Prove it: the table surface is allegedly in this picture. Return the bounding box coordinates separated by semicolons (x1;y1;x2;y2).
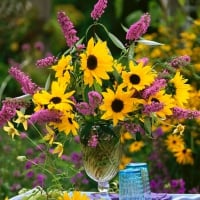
10;188;200;200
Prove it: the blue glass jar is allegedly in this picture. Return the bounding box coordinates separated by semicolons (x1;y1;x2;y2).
125;163;151;200
119;168;144;200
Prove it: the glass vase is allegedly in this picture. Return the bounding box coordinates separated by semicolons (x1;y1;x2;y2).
81;125;122;199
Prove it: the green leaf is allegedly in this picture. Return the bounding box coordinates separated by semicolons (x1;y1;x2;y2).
121;23;128;32
107;32;126;50
137;38;164;46
94;81;102;93
45;74;51;91
144;117;152;136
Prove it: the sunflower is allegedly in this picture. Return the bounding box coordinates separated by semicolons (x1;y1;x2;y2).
166;71;191;107
33;81;74;112
165;134;185;152
146;90;175;118
51;55;73;83
58;191;90;200
173;147;194;165
129;141;145;153
80;37;114;87
100;85;134;126
121;61;156;91
53;111;79;135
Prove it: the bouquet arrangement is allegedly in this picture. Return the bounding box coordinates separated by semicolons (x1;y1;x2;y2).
1;0;200;198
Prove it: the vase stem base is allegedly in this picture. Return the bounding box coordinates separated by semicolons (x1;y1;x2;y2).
98;181;109;193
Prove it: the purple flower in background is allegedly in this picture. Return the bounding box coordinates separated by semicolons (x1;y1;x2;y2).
142;79;167;99
20;132;28;139
188;187;200;194
0;103;16;127
35;144;45;151
9;66;40;95
88;91;102;109
124;122;144;135
70;152;82;168
25;160;33;169
74;135;80;143
26;170;34;178
29;109;62;124
33;173;47;187
91;0;108;20
170;179;186;193
34;41;45;51
25;148;34;156
153;127;164;138
82;178;89;184
172;107;200;119
169;55;191;68
57;11;79;48
137;57;149;66
126;13;151;41
13;170;21;178
75;102;94;115
143;102;164;115
36;56;57;68
10;183;21;192
21;43;31;52
61;154;70;161
70;171;89;186
0;99;28;127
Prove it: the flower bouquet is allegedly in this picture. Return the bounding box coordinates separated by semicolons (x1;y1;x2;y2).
1;0;200;198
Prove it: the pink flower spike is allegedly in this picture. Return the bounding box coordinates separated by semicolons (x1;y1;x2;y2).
126;13;151;41
57;11;79;48
91;0;108;20
9;66;40;95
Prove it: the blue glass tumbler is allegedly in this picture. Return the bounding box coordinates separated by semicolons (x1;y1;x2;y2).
126;163;151;200
119;168;144;200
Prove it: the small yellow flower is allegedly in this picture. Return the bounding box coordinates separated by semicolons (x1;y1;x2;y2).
14;110;30;130
129;141;145;153
58;191;90;200
3;121;20;139
120;155;132;170
173;147;194;165
43;125;55;145
52;142;64;157
121;132;133;143
165;134;184;152
172;124;185;135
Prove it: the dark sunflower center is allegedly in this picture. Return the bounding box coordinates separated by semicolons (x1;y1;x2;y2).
172;140;176;144
182;149;186;154
166;82;176;95
151;98;160;103
130;74;140;84
50;97;61;104
68;117;73;124
111;98;124;113
87;55;98;70
62;69;66;76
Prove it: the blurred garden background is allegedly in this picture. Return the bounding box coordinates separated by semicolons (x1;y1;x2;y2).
1;0;200;199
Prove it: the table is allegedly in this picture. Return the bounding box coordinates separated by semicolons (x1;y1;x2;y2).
10;187;200;200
